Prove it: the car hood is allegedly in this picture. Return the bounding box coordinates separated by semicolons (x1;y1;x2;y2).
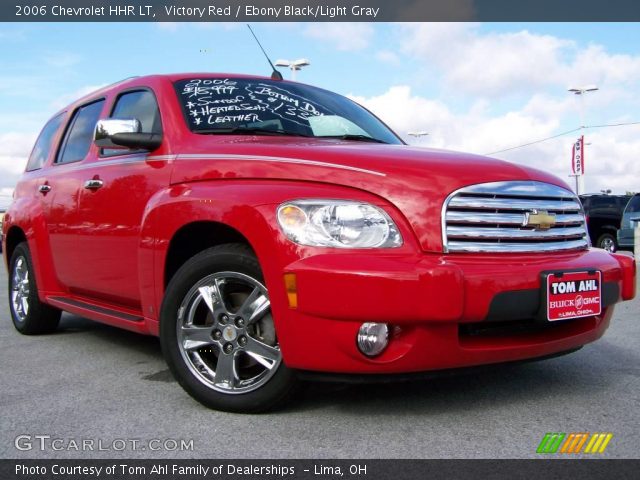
168;137;571;252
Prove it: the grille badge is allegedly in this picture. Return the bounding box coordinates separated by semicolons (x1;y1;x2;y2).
524;210;556;230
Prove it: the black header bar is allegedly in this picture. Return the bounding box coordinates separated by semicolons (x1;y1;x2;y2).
2;459;640;480
4;0;640;22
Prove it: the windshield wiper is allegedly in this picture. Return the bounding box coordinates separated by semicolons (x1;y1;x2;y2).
195;127;311;137
320;134;388;144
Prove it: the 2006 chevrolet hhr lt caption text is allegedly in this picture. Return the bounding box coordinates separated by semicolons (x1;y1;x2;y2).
3;74;636;412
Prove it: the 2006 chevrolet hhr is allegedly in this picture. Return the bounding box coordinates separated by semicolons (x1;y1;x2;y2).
3;74;636;412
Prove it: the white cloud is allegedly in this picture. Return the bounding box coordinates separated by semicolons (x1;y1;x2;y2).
304;23;374;51
397;23;640;101
354;24;640;194
0;187;14;209
0;132;35;190
569;45;640;88
349;86;454;146
350;85;640;194
50;84;107;110
399;23;574;96
0;83;106;192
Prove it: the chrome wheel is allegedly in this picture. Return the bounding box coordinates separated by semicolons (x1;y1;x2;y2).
600;237;616;253
176;271;281;394
11;256;30;323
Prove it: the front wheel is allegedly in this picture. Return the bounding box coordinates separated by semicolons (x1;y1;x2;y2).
160;244;296;413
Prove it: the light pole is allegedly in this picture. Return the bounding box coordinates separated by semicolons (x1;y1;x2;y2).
274;59;310;81
568;85;598;194
568;174;580;194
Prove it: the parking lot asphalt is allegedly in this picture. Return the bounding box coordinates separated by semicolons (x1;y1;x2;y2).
0;262;638;459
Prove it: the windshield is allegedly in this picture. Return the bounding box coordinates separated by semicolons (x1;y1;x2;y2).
174;77;402;144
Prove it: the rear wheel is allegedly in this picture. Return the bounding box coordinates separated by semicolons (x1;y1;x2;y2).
160;244;296;412
8;242;61;334
596;233;617;253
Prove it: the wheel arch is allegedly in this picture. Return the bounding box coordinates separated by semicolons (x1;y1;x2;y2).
164;221;254;288
4;225;27;269
598;225;619;233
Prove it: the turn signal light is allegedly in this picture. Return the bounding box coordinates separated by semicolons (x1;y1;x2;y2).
284;273;298;309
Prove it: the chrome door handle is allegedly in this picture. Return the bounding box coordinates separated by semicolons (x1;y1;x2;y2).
38;184;51;193
84;179;104;190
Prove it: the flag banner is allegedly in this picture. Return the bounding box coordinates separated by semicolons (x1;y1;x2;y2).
572;136;585;175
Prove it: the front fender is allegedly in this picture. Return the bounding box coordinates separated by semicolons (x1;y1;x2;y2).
139;180;420;352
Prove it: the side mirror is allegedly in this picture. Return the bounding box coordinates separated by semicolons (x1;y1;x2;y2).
94;118;162;151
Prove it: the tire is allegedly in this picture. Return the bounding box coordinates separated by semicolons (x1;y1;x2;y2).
8;242;61;335
160;243;297;413
596;233;617;253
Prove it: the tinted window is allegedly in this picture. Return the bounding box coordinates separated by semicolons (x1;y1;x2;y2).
626;195;640;213
174;77;402;144
103;90;161;156
111;90;161;133
56;100;105;164
26;113;65;171
591;197;617;209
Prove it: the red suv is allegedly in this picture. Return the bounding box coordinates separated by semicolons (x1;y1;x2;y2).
3;74;636;412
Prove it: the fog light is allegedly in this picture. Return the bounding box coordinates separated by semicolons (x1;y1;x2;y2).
357;322;389;357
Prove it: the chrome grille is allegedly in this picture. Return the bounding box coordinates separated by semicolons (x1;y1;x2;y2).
442;181;588;253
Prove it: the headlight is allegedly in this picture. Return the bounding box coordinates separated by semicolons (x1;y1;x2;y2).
277;200;402;248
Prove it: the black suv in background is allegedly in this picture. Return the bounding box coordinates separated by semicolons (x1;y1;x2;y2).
579;194;632;252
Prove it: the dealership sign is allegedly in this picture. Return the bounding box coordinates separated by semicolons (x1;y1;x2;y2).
571;135;585;175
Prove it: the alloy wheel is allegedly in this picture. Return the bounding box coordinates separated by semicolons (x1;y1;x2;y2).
176;271;281;394
11;256;30;323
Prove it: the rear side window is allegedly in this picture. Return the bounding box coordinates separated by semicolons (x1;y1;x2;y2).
626;195;640;213
26;113;65;171
102;90;161;156
56;100;105;164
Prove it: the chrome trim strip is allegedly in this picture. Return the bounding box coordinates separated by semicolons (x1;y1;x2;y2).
173;154;386;177
146;154;177;160
58;155;148;172
448;197;581;212
446;238;589;253
47;152;385;177
451;180;576;198
446;226;586;240
445;211;584;226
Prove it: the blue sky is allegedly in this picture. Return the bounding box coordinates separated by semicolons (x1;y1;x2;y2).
1;22;639;207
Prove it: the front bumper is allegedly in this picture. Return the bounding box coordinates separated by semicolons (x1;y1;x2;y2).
276;248;635;373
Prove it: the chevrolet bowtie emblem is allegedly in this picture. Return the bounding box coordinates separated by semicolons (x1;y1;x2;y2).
524;210;556;230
